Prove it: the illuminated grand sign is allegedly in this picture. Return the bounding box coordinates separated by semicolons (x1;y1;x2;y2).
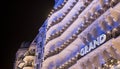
80;34;106;56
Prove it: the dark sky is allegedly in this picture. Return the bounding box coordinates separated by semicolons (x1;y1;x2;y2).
3;0;54;69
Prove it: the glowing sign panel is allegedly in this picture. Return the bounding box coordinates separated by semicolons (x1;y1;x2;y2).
80;34;106;56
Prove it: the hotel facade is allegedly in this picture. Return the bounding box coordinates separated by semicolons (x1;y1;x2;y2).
14;0;120;69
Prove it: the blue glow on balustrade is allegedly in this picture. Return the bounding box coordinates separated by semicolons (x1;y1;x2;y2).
96;25;105;35
50;26;62;35
52;13;63;21
96;5;102;12
54;0;64;9
113;21;119;28
99;54;106;64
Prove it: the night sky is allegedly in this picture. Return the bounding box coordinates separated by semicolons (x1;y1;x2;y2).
3;0;54;69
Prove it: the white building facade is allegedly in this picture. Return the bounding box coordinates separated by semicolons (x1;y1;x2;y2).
14;0;120;69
